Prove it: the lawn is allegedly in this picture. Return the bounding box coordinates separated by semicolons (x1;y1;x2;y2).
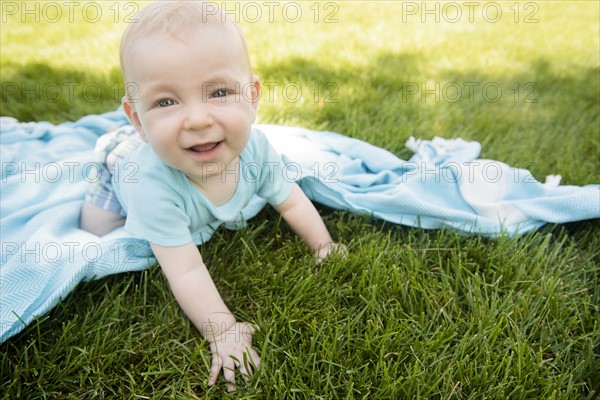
1;1;599;399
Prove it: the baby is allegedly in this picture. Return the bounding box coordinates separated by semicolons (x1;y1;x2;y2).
80;0;342;392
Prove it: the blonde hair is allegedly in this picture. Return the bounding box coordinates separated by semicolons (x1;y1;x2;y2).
120;1;251;81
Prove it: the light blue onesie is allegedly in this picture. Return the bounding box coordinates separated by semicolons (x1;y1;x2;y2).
91;127;295;247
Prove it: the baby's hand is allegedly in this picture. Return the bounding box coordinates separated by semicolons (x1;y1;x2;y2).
207;322;260;392
315;242;348;264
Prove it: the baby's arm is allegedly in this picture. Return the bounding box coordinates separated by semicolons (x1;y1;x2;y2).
274;184;344;262
151;242;260;391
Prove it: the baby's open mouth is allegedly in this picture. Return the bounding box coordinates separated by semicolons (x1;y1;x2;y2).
189;142;221;152
185;141;224;161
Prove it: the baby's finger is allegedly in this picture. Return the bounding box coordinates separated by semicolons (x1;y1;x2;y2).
248;347;261;371
223;359;237;392
238;355;251;381
337;243;349;258
208;355;222;386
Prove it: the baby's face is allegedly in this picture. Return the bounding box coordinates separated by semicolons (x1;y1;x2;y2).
122;23;259;182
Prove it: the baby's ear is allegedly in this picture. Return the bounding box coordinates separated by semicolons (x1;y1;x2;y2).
249;75;261;113
122;98;148;142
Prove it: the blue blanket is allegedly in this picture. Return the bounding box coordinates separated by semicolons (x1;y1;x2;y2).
1;109;598;342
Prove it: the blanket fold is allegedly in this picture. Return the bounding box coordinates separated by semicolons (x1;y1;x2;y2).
1;109;598;342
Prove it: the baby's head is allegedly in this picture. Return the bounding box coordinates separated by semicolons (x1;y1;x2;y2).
120;0;253;99
119;1;253;81
119;0;261;181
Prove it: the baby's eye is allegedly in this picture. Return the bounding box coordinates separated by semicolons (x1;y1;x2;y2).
157;99;175;107
211;89;228;98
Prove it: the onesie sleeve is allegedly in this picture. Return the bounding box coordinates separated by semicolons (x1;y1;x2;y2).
123;184;193;246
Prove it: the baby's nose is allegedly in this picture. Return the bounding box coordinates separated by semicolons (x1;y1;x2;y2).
183;102;213;130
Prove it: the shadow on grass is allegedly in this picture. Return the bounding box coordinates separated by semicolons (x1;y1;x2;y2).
257;53;598;132
2;53;598;145
256;52;599;183
1;62;124;123
1;52;597;188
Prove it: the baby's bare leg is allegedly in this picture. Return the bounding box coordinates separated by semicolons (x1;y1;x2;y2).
80;201;125;236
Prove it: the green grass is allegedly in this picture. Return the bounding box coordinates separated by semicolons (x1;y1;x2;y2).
1;1;599;399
